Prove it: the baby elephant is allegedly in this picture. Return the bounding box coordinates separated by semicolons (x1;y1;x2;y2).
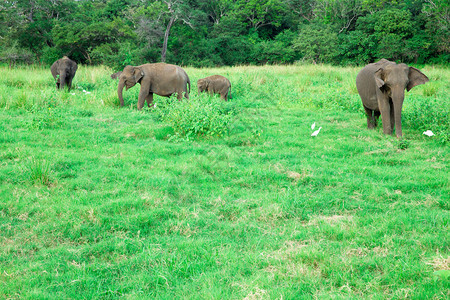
50;56;78;91
197;75;232;101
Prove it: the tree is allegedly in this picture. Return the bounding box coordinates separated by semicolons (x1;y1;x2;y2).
293;22;339;64
235;0;286;30
160;0;194;62
312;0;364;33
423;0;449;56
198;0;234;25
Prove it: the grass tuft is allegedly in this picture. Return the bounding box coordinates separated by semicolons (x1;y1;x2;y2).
26;157;52;186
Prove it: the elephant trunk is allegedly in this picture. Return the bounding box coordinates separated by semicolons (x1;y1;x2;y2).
392;87;405;138
118;79;125;107
59;73;66;90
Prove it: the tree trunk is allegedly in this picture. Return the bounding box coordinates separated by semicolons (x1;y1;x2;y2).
161;16;175;63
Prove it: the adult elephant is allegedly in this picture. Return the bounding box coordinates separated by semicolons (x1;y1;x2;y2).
197;75;232;101
118;63;190;110
356;59;429;138
50;56;78;91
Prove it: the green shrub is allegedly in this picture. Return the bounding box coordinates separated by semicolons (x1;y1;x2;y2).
154;95;233;141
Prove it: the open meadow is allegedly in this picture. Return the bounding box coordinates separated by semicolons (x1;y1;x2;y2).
0;64;448;299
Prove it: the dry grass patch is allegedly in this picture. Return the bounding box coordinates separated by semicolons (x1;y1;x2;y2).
306;214;354;227
427;255;450;271
265;240;310;261
272;163;311;183
345;246;389;258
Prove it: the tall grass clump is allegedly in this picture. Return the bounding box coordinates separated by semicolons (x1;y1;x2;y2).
402;66;449;143
25;157;52;186
403;98;449;130
154;95;233;141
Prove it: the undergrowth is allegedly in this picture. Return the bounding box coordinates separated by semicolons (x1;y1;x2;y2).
153;95;234;141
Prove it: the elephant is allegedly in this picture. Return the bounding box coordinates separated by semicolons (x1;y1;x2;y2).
356;59;429;138
111;71;122;79
197;75;232;101
118;63;190;110
50;56;78;91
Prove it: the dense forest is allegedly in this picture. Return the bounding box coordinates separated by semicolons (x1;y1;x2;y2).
0;0;448;68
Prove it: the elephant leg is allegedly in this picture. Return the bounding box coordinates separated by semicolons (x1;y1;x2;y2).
221;91;228;101
378;96;393;135
380;111;393;135
137;82;150;110
177;91;183;101
207;87;214;97
145;93;154;107
389;101;395;133
374;111;380;128
363;106;376;129
67;78;73;91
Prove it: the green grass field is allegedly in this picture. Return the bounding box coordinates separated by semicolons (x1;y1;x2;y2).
0;64;448;299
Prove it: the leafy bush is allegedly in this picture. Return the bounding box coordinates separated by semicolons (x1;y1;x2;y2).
154;95;233;141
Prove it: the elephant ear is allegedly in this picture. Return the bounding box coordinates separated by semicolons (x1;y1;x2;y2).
374;68;385;89
407;67;429;91
50;60;59;75
133;67;144;83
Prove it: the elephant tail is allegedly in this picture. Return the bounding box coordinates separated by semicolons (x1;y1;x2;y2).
187;77;191;94
228;85;232;99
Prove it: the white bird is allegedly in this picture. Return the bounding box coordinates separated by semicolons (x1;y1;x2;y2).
423;130;434;136
311;127;322;137
311;122;316;130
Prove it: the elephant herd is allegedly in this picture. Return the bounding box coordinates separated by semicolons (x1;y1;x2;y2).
51;57;429;138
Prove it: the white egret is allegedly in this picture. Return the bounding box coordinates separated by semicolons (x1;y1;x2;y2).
311;127;322;137
423;130;434;136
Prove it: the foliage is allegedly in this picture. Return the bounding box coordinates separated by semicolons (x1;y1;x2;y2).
154;95;233;140
0;0;448;67
293;22;339;64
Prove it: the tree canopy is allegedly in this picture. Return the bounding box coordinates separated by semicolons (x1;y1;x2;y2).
0;0;448;68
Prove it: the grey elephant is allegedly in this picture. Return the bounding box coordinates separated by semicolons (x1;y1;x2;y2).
356;59;429;138
118;63;190;110
50;56;78;91
111;71;122;79
197;75;232;101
